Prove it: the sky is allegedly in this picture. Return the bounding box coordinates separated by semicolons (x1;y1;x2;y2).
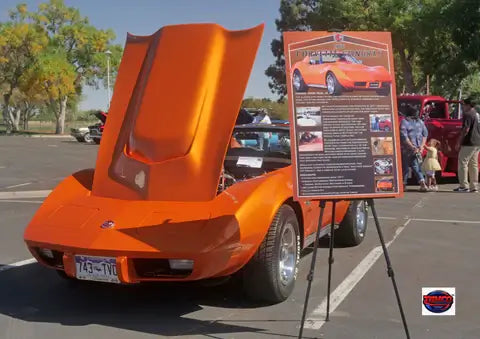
0;0;282;111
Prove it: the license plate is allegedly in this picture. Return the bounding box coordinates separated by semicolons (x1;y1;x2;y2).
75;255;120;283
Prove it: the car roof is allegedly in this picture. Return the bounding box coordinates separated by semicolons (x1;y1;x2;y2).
398;95;446;102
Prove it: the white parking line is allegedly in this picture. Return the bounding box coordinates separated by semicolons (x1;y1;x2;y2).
304;218;412;330
0;199;43;204
411;218;480;224
0;190;51;199
0;258;37;273
5;182;32;189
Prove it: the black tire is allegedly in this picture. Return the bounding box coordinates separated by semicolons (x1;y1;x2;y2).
242;204;300;303
75;137;84;142
292;69;308;92
84;133;93;143
326;72;343;95
335;200;368;247
93;138;101;144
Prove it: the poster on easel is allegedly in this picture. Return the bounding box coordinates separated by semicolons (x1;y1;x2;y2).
283;31;403;201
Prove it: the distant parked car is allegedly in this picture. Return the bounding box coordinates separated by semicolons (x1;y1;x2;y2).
71;111;107;144
70;126;93;143
88;111;107;144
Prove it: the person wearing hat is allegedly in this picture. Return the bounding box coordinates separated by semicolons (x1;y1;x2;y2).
454;97;480;192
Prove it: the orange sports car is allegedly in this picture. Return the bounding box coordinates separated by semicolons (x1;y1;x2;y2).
376;178;394;191
23;23;368;303
291;52;392;96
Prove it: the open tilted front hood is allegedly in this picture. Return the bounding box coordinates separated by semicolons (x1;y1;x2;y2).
91;23;264;201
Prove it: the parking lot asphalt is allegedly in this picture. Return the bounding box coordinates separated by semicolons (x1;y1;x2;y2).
1;135;479;339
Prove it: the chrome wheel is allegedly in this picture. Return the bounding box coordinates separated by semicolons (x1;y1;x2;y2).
326;74;335;94
279;223;297;286
356;201;367;237
293;72;301;91
84;133;93;143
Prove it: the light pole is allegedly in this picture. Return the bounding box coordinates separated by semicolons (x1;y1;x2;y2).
105;49;112;110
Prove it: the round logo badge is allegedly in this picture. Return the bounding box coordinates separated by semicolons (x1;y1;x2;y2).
423;290;454;313
100;220;115;229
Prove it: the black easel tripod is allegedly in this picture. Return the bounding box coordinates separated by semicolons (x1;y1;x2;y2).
298;199;410;339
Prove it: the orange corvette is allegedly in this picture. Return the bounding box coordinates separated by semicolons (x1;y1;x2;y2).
376;178;394;191
291;52;392;96
23;23;368;303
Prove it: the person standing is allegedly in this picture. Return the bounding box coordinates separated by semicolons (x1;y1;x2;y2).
454;97;480;192
400;104;428;191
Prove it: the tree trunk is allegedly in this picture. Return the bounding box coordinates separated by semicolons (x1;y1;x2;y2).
12;108;21;132
2;93;12;133
55;96;68;134
398;48;415;93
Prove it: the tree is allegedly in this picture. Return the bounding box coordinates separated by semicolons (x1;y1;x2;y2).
0;3;47;132
267;0;480;100
22;48;76;133
242;97;289;120
33;0;122;133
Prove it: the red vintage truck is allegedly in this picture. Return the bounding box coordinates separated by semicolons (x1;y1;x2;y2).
397;94;480;179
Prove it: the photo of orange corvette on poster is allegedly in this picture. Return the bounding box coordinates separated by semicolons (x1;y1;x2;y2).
284;31;403;200
291;51;392;96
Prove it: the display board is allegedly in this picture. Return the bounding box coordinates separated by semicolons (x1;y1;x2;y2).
283;31;403;200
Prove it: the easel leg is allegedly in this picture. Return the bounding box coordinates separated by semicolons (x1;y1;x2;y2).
325;200;336;321
298;200;326;339
367;199;411;339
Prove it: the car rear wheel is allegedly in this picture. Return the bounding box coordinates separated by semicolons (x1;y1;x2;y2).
335;200;368;246
242;204;300;303
292;69;308;92
326;72;342;95
93;138;101;144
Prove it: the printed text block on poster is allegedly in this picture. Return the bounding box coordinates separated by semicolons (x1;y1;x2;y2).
283;31;403;200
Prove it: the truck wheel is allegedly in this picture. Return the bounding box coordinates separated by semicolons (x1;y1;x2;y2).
335;200;368;247
326;72;342;95
242;204;300;303
292;69;308;92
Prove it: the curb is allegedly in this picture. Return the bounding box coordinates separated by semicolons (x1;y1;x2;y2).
28;135;75;139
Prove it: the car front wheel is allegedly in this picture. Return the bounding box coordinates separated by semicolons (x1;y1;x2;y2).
326;72;342;95
242;204;300;303
335;200;368;246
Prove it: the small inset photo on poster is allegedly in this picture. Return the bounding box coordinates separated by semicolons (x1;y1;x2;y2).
296;106;322;127
371;137;393;156
375;176;395;192
298;131;324;152
370;114;392;132
374;158;393;175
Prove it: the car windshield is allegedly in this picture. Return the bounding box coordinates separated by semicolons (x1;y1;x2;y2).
229;128;291;157
322;53;361;64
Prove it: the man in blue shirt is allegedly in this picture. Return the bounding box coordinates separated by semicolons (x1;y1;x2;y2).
400;105;428;191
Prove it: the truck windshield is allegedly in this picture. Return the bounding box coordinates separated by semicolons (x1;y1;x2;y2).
398;99;421;116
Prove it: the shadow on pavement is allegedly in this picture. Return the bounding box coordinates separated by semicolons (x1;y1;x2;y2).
0;263;268;337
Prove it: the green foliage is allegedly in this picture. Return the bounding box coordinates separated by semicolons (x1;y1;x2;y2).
0;0;123;133
242;97;289;120
267;0;480;100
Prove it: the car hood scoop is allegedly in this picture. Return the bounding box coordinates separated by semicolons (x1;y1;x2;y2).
91;23;264;201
